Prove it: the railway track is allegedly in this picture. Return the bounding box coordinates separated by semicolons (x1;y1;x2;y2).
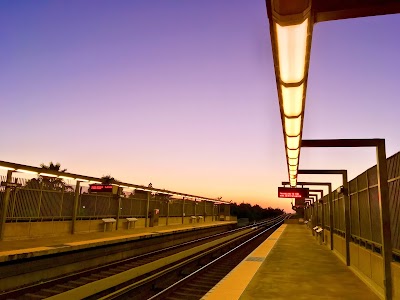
0;217;285;300
96;215;287;300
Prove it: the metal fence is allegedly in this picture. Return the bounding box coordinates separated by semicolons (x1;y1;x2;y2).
0;176;219;222
319;151;400;253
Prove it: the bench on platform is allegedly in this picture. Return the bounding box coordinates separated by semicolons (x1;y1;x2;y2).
197;216;204;222
126;217;138;229
190;216;197;223
102;218;116;232
313;226;324;244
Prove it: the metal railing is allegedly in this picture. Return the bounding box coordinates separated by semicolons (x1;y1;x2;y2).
318;151;400;255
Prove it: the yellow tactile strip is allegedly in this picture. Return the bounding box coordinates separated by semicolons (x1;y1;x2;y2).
202;224;287;300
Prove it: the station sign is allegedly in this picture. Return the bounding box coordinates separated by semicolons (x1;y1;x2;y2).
278;187;309;198
89;184;113;193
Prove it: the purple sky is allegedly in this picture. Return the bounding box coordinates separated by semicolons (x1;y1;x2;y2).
1;1;399;212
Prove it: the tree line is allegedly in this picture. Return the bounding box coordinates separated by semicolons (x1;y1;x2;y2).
230;203;284;221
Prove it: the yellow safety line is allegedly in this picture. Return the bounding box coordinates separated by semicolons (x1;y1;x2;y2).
202;224;287;300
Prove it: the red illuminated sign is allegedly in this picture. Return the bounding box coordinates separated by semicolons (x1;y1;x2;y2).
89;184;113;193
278;187;309;198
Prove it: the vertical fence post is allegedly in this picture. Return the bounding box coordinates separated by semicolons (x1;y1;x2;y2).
343;171;351;266
356;177;361;239
71;181;81;234
116;187;122;230
0;170;13;240
312;199;316;228
37;181;44;219
328;184;333;251
145;192;150;228
365;171;374;242
321;197;325;242
166;200;170;226
376;140;392;300
204;201;207;222
60;186;65;218
182;198;185;224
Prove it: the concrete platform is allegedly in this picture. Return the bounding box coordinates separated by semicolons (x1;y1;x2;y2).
0;221;235;263
203;224;380;300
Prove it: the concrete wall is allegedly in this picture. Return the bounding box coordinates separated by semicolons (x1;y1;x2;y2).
3;215;232;240
4;221;72;239
393;261;400;300
349;242;384;295
333;234;346;260
327;234;400;300
324;229;331;248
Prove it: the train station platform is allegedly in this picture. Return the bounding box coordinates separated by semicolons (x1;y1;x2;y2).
203;224;380;300
0;221;236;263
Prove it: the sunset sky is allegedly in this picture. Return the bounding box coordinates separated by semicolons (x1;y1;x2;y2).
1;1;399;212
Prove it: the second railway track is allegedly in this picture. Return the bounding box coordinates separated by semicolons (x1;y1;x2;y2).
1;215;287;300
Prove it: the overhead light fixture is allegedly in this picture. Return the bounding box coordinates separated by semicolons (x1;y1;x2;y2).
270;0;313;187
16;169;38;174
75;178;89;182
284;116;302;137
281;84;304;117
286;135;300;150
288;157;298;166
0;166;15;171
287;148;299;159
89;180;102;184
39;173;57;177
276;19;309;84
59;175;75;180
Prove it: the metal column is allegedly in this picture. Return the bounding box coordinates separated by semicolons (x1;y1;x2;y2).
71;181;81;234
0;170;13;240
343;172;351;266
145;192;150;228
377;140;392;300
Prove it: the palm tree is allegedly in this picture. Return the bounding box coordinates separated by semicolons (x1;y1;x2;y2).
100;175;115;184
39;162;68;190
